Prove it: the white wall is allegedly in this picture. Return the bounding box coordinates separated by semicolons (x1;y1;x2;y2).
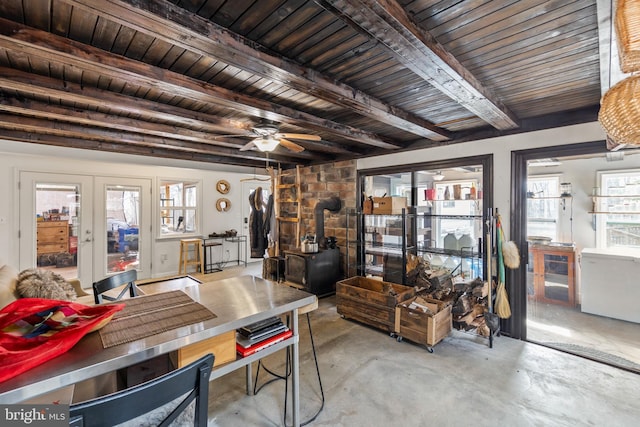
357;122;608;238
0;140;268;278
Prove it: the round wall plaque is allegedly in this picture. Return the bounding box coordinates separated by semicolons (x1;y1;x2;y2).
216;179;230;194
216;198;231;212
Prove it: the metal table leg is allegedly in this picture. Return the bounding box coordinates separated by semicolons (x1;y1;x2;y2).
292;308;299;427
245;363;253;396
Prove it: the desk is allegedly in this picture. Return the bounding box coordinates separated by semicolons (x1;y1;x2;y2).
0;276;316;427
203;235;247;273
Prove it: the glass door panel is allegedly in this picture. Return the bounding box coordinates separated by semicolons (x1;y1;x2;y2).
105;185;141;274
542;253;570;303
95;177;151;279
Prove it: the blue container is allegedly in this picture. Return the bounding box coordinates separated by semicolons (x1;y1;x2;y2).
118;227;139;252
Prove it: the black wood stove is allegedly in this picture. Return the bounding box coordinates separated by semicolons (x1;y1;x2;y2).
284;196;341;296
284;248;340;296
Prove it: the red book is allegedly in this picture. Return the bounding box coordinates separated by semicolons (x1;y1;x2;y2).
236;329;293;357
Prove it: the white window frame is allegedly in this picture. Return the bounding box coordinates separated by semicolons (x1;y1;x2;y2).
158;179;202;239
526;175;560;241
596;169;640;249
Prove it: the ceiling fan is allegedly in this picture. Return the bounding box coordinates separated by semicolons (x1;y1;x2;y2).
234;122;321;153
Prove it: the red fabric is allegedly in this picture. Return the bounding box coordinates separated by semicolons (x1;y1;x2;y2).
0;298;124;383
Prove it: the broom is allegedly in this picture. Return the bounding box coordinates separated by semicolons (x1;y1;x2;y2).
495;282;511;319
495;216;512;319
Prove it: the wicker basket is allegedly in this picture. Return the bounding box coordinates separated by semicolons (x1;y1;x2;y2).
616;0;640;73
599;75;640;146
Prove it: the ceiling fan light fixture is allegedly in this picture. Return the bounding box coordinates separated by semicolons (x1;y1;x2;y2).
253;136;280;152
433;171;445;181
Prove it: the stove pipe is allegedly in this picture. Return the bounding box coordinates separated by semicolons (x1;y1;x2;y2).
314;196;341;248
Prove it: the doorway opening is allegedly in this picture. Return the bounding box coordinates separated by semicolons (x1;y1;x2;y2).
513;142;640;373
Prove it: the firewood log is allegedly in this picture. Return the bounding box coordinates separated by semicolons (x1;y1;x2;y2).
477;323;491;337
472;281;489;298
457;304;485;326
452;294;472;315
428;270;452;289
406;253;420;273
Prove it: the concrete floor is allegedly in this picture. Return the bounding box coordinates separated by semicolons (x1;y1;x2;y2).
201;264;640;427
527;300;640;371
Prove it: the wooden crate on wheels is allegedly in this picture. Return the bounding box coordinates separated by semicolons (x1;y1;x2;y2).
395;296;452;352
336;276;415;333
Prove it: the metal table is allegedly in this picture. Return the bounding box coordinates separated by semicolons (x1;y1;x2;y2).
0;275;316;427
203;235;248;273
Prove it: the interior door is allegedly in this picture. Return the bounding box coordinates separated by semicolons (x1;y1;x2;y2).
94;177;152;279
19;172;94;288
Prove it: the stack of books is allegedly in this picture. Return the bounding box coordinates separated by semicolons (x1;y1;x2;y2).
236;316;292;357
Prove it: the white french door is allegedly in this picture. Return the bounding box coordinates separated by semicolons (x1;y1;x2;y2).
19;173;152;288
94;177;152;279
19;172;94;288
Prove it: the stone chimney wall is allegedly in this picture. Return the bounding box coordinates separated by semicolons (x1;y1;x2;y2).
278;159;356;279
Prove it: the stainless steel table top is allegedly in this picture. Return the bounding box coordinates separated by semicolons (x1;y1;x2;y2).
0;275;316;403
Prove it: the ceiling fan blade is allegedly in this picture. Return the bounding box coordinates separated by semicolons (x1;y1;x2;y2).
280;133;321;141
279;138;305;153
239;141;256;151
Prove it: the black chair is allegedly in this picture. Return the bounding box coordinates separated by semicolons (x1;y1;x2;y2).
92;269;139;304
69;353;214;427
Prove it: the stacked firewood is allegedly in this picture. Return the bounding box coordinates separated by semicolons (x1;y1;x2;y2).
405;255;492;336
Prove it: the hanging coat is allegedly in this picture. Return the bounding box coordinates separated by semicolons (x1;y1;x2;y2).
249;189;267;258
263;194;275;243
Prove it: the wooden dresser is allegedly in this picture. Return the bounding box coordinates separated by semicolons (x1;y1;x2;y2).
37;220;69;255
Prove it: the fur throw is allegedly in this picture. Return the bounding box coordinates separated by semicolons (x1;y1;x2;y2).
16;269;77;301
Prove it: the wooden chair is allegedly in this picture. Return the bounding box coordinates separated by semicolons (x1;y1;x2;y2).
69;353;214;427
92;269;139;304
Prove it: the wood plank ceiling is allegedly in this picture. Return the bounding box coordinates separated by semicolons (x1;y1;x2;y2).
0;0;602;169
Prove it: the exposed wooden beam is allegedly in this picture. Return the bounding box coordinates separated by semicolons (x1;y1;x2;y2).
318;0;520;130
0;17;401;150
0;69;249;136
0;130;278;168
0;112;314;163
63;0;450;141
0;95;344;157
411;106;600;150
0;96;243;149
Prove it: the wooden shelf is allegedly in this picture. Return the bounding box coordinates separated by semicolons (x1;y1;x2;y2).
591;195;640;198
277;217;299;223
274;165;302;255
588;211;640;214
527;196;572;199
